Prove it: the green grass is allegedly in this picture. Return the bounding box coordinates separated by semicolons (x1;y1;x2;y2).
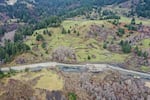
141;39;150;48
24;20;128;63
76;39;128;62
120;16;150;26
11;69;63;91
68;93;77;100
136;38;150;50
103;4;150;26
140;66;150;72
62;20;113;30
35;69;63;90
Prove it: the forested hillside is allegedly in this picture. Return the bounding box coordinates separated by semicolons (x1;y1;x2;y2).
136;0;150;18
0;0;149;23
0;0;128;23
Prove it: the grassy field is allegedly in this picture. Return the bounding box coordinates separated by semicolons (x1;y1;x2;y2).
35;69;63;90
120;16;150;26
11;69;63;91
141;39;150;49
103;4;150;26
140;66;150;72
0;69;63;99
24;20;128;64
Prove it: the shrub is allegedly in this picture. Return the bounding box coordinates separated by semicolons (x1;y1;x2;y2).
103;42;107;49
68;93;77;100
77;32;80;36
88;55;91;60
62;28;67;34
42;42;47;49
120;41;131;53
25;68;29;72
0;71;5;79
68;29;71;34
36;34;44;41
117;28;125;37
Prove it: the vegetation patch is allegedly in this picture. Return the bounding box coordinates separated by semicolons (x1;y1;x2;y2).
120;16;150;26
10;69;63;91
140;66;150;72
141;39;150;49
35;69;63;90
68;92;77;100
23;20;128;64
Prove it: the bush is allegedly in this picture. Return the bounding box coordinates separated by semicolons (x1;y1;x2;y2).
77;32;80;36
36;34;44;41
103;42;107;49
120;41;131;53
117;28;125;37
88;55;91;60
62;28;67;34
68;29;71;34
128;25;137;31
134;46;148;59
48;31;52;36
42;42;47;49
131;18;135;25
25;68;29;72
74;30;76;33
112;19;119;25
68;93;77;100
0;71;5;79
143;51;148;58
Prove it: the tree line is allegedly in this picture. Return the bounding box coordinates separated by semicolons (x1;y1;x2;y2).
136;0;150;18
0;41;30;63
0;16;61;63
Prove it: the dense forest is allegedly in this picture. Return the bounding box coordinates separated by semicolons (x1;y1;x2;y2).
0;0;127;23
136;0;150;18
0;0;149;23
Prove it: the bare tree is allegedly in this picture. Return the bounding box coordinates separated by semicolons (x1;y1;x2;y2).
52;46;77;63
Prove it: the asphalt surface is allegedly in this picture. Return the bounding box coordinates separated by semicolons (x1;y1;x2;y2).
1;62;150;79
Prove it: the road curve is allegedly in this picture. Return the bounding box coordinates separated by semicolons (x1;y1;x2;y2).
0;62;150;79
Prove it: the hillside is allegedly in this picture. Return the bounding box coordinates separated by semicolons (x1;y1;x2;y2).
0;0;150;100
2;17;147;73
1;66;150;100
0;0;149;71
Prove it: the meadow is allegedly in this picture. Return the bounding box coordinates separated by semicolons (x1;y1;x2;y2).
24;20;128;63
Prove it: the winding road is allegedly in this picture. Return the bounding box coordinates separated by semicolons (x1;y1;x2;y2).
1;62;150;79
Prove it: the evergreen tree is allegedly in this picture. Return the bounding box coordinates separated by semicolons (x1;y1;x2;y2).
36;34;44;41
131;18;136;25
103;42;107;49
120;41;131;53
62;28;67;34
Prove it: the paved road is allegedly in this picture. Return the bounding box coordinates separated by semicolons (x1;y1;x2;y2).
1;62;150;79
0;62;57;72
